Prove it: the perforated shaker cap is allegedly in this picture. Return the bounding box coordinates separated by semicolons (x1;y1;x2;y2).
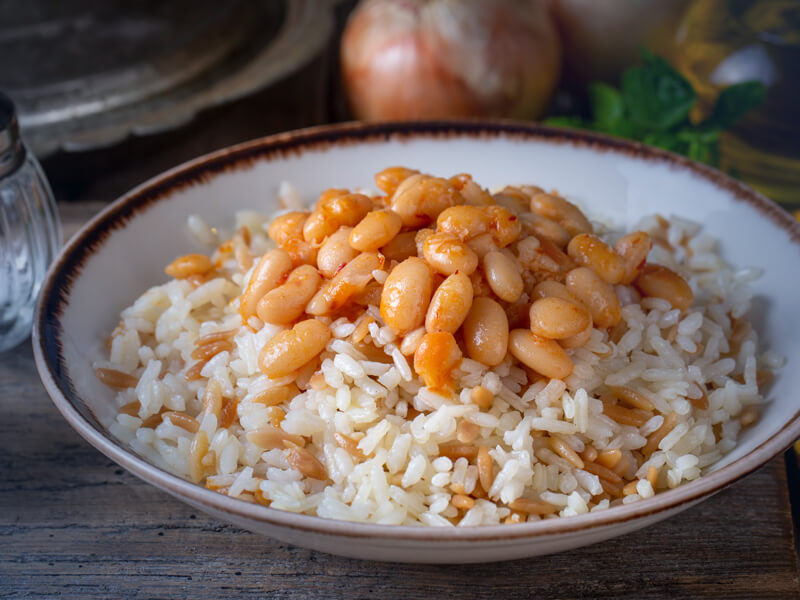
0;92;25;178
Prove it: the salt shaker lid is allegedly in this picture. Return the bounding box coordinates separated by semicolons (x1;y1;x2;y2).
0;92;25;179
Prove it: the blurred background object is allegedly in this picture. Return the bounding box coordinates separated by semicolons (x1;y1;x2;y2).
548;0;691;86
544;49;766;169
340;0;562;120
1;0;796;208
0;0;333;158
668;0;800;207
0;92;61;352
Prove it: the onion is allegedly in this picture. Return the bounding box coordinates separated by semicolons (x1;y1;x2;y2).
340;0;562;121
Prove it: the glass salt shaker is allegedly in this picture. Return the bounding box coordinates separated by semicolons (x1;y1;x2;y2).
0;91;62;352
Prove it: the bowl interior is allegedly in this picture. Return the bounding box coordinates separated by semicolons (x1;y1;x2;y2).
38;123;800;530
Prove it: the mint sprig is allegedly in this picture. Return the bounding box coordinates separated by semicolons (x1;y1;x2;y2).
546;49;766;167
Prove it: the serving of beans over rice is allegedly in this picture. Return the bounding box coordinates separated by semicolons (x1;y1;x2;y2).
99;168;779;526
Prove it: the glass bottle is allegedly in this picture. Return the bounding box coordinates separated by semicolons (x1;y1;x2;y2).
669;0;800;207
0;92;62;352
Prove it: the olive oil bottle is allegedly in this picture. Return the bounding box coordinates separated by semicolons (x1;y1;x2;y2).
669;0;800;207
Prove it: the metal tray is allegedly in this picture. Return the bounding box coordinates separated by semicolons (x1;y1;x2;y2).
0;0;333;156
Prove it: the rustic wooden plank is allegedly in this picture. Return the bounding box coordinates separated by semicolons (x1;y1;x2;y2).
1;340;798;600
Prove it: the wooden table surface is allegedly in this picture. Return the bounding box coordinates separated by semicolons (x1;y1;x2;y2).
4;10;800;595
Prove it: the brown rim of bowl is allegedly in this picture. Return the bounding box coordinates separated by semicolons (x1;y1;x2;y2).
33;119;800;542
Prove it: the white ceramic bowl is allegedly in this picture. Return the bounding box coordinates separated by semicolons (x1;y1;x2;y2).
33;121;800;563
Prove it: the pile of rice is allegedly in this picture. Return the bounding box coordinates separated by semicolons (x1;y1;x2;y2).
100;175;780;527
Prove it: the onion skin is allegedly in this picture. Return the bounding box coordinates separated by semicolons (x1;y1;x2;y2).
341;0;562;121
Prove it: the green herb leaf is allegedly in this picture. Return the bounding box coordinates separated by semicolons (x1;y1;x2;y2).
676;129;719;165
542;116;586;128
622;49;696;131
589;82;624;131
703;81;766;131
604;119;638;139
642;132;684;154
542;49;765;172
676;129;719;144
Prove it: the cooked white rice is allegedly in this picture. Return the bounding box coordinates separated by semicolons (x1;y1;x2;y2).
101;176;778;527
